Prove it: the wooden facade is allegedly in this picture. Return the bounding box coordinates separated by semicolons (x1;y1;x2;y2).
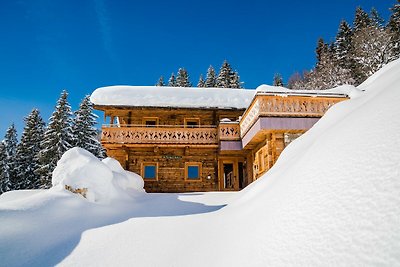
94;91;348;193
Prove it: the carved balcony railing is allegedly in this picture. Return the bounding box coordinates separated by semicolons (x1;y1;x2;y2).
240;94;347;136
101;125;219;145
218;123;241;141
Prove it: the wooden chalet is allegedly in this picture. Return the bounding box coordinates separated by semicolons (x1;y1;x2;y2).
91;85;349;193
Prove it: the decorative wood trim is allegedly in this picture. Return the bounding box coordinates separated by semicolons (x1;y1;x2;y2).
141;162;158;181
240;95;347;137
101;126;218;145
184;162;202;181
218;123;241;141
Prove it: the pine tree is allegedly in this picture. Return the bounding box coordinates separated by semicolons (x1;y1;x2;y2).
205;65;217;87
197;74;205;87
353;6;371;30
3;124;18;191
37;90;74;188
370;7;384;29
176;68;191;87
156;76;165;86
72;96;105;159
0;142;10;194
216;60;235;88
273;73;284;87
351;6;374;84
167;73;176;87
15;109;45;189
335;20;353;70
388;0;400;58
230;71;242;88
316;38;329;69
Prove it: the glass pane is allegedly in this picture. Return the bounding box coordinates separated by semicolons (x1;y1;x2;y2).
187;165;200;179
145;120;156;127
144;165;156;179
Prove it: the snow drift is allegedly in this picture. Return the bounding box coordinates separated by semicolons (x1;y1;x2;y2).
52;147;144;203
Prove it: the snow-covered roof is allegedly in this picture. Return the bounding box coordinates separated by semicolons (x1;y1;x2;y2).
90;86;256;109
255;84;356;98
90;85;356;110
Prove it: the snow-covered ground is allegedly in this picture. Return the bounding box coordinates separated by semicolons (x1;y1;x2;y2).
1;59;400;266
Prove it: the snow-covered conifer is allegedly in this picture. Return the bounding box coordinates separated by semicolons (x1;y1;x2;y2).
2;124;18;191
370;7;385;29
273;73;284;87
156;76;165;86
167;73;176;87
197;74;205;87
216;60;235;88
0;142;10;194
230;71;242;88
176;68;191;87
37;90;74;188
72;96;105;159
205;65;217;87
15;109;45;189
316;38;329;69
353;6;371;30
388;0;400;58
334;20;353;71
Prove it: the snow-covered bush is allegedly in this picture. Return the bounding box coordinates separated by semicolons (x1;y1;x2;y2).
52;147;144;203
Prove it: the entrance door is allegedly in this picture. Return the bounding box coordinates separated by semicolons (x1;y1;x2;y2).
223;163;234;190
219;158;246;191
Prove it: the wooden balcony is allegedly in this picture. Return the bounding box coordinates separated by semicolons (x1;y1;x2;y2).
240;94;347;137
218;123;241;141
101;125;219;145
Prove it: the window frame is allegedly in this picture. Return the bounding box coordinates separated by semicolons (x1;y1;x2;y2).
141;162;158;181
184;118;200;128
184;162;202;181
142;117;159;127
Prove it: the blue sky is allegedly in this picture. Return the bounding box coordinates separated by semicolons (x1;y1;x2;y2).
0;0;394;137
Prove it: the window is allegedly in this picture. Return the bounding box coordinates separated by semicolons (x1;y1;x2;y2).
184;118;200;128
185;162;202;180
142;163;158;180
284;133;303;147
143;117;159;127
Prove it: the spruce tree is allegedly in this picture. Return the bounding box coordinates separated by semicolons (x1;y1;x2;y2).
273;73;284;87
167;73;177;87
176;68;191;87
0;142;10;194
335;20;353;70
205;65;217;87
37;90;74;188
216;60;235;88
72;96;105;159
230;71;242;88
3;124;18;190
388;0;400;58
15;109;45;189
353;6;371;30
370;7;384;29
197;74;205;87
316;38;329;69
156;76;165;86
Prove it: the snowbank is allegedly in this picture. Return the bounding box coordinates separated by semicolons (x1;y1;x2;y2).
52;147;144;203
90;85;256;109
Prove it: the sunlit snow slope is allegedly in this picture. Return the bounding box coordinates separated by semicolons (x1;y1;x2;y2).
61;59;400;267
